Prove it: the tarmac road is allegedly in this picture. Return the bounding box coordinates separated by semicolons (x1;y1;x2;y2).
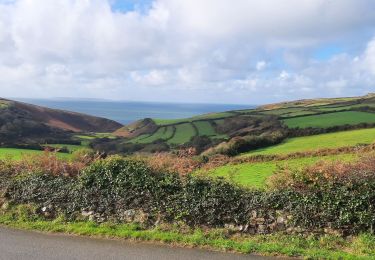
0;226;272;260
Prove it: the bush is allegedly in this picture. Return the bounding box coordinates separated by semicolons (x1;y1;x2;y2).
77;156;183;221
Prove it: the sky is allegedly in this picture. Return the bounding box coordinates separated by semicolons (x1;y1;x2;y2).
0;0;375;105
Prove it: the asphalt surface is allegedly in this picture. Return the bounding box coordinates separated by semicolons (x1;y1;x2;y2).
0;226;271;260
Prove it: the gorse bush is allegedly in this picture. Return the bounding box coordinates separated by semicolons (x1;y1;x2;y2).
3;155;375;234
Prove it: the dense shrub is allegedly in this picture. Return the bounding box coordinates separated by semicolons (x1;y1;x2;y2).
204;131;286;156
77;157;183;221
287;122;375;137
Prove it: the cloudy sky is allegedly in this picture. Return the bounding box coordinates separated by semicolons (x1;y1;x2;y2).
0;0;375;104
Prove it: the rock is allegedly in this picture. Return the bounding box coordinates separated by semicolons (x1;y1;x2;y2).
324;228;342;236
251;210;257;218
247;227;256;235
1;201;9;210
276;223;286;231
276;216;285;224
122;209;136;222
81;211;94;217
240;224;249;232
224;224;242;232
224;223;236;230
40;205;55;219
133;211;148;224
257;224;267;234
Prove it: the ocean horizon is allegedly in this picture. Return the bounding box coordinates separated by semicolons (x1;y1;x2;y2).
15;98;255;125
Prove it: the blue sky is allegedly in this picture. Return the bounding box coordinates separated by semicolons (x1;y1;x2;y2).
0;0;375;104
110;0;152;12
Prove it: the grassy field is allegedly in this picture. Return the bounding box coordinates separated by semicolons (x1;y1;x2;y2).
194;121;216;136
0;148;71;160
243;128;375;156
167;123;196;144
283;111;375;128
203;154;356;188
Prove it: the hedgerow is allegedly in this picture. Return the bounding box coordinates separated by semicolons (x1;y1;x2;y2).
2;155;375;234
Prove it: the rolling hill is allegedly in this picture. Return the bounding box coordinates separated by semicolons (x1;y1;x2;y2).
0;98;122;145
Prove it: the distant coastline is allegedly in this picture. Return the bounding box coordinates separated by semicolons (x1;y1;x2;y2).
14;98;254;124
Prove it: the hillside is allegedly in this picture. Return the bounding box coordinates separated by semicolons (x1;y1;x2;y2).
0;98;122;145
93;93;375;155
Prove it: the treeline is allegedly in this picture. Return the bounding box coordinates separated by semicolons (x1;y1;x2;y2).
287;122;375;137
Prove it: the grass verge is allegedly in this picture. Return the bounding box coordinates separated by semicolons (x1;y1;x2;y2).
0;205;374;259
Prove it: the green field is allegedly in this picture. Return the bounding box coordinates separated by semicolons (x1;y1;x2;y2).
0;148;71;160
204;154;356;188
75;133;117;140
280;110;318;117
167;123;196;144
194;121;216;136
135;126;175;143
153;112;235;126
260;107;305;116
283;111;375;128
243;128;375;156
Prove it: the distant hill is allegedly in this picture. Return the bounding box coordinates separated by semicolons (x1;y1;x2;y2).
0;98;122;145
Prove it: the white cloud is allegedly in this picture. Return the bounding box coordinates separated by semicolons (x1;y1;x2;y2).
364;38;375;75
256;61;266;71
0;0;374;103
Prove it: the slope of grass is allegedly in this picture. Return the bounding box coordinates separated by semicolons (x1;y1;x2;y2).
203;154;356;188
243;128;375;156
0;148;71;160
194;121;216;136
283;111;375;128
167;123;196;144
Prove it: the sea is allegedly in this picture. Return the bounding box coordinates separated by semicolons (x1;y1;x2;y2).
15;98;254;125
